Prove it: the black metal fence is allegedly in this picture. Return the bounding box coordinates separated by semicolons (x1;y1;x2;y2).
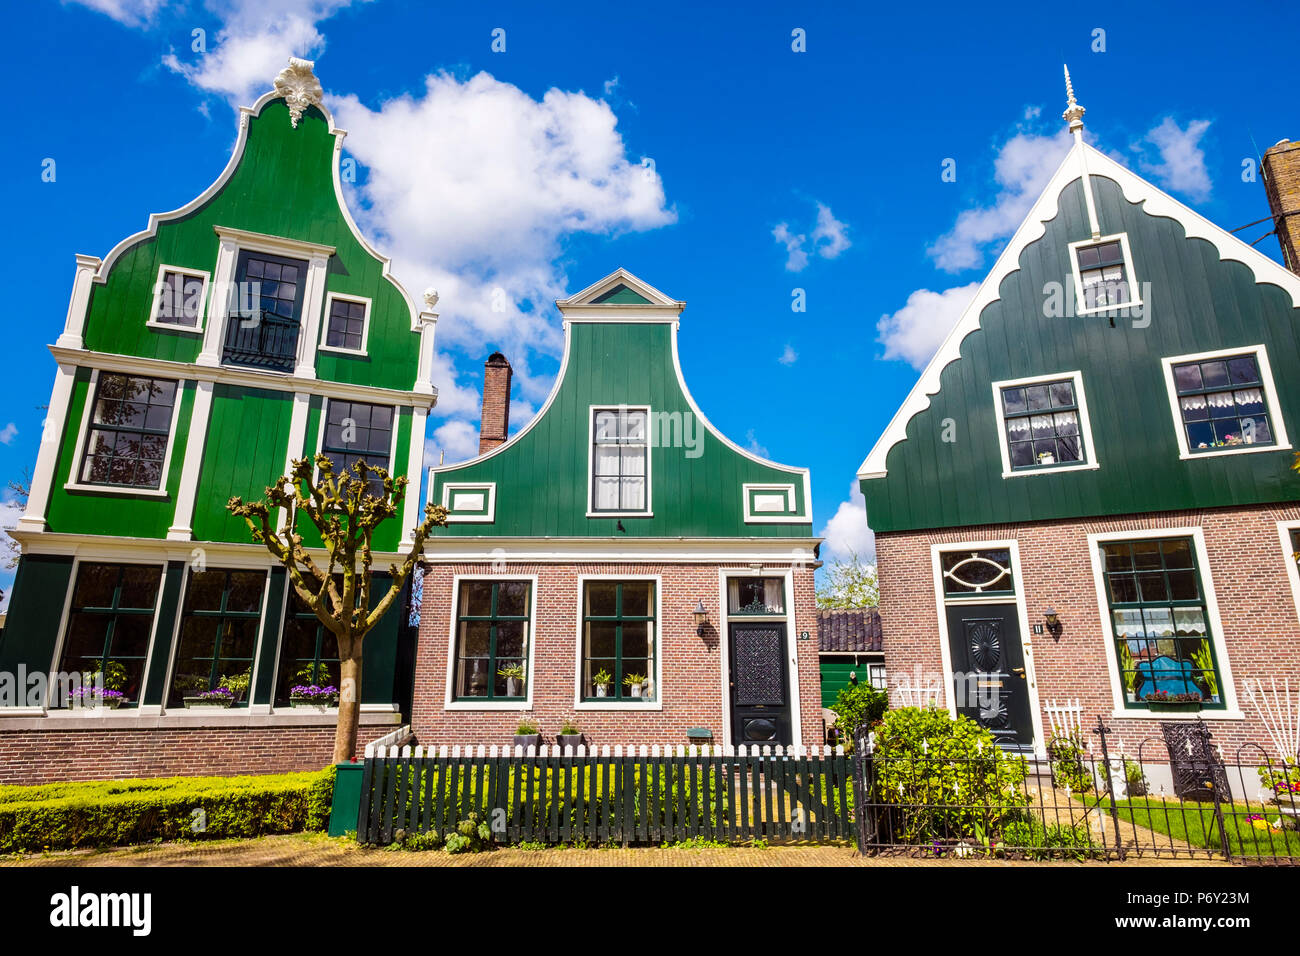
355;743;853;846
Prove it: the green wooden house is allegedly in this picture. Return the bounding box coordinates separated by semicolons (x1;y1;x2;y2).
857;72;1300;769
0;60;435;780
414;269;823;749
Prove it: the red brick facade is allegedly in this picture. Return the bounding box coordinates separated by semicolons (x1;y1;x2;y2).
876;503;1300;759
0;723;397;785
412;561;822;749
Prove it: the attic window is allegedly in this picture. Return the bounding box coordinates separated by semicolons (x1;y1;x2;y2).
590;407;649;514
1070;234;1136;312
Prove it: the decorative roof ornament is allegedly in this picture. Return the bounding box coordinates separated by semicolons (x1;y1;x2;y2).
1062;64;1086;134
273;57;323;129
422;288;440;310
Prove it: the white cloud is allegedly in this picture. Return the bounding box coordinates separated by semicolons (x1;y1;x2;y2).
69;0;167;26
777;344;798;366
772;222;808;272
163;0;364;107
744;429;769;458
425;420;480;469
819;481;875;564
876;282;979;370
812;202;850;259
0;423;16;445
773;200;850;272
927;130;1072;273
1139;117;1212;202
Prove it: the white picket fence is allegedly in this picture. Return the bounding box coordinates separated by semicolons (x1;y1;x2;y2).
363;741;845;759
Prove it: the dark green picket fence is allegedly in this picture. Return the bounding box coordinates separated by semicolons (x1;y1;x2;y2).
356;743;853;846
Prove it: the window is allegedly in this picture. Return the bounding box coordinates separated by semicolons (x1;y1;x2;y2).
79;373;178;490
1100;538;1224;710
999;379;1085;470
868;662;887;690
222;250;307;372
591;408;648;513
275;586;341;706
940;548;1015;597
451;580;531;701
580;580;656;702
727;577;785;615
321;400;394;496
1171;352;1276;453
56;563;161;707
149;267;207;330
169;569;265;707
321;294;369;354
1073;237;1131;310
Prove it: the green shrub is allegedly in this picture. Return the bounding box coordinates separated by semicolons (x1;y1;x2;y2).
0;769;335;853
869;707;1029;845
830;683;889;750
1046;733;1092;795
1000;817;1100;860
444;813;492;854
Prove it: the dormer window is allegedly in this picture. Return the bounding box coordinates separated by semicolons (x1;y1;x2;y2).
1069;234;1138;314
589;407;650;515
222;250;306;372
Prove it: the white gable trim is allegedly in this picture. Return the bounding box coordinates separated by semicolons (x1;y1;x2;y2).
859;141;1300;481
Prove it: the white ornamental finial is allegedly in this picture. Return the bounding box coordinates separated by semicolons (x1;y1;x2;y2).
422;288;440;310
1062;64;1086;133
274;57;323;129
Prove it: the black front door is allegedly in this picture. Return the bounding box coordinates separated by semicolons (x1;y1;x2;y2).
944;604;1034;749
728;622;792;746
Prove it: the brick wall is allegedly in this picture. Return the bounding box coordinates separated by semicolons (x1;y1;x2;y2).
875;503;1300;757
1263;138;1300;275
477;352;513;453
0;724;395;785
413;561;822;749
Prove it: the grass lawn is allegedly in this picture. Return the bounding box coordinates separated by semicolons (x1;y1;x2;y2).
1101;797;1300;858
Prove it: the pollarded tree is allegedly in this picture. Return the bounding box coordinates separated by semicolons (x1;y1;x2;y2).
228;454;446;763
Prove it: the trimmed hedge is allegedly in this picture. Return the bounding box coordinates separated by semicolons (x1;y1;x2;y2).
0;767;336;853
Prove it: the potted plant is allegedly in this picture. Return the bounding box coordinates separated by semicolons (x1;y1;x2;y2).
497;664;526;698
219;669;252;703
592;668;612;698
67;686;127;710
289;684;340;711
514;720;542;750
1142;690;1202;713
557;719;583;750
1258;763;1300;805
623;672;646;699
185;687;236;709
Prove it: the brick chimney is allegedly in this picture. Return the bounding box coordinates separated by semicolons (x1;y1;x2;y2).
1263;139;1300;275
478;352;513;454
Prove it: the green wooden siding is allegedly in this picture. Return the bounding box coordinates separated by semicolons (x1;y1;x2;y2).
81;99;419;391
0;554;74;677
45;371;196;539
430;321;811;538
191;385;294;543
861;175;1300;533
819;658;861;708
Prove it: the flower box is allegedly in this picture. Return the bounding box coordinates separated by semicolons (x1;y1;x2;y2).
289;700;335;712
1143;693;1202;713
183;695;235;709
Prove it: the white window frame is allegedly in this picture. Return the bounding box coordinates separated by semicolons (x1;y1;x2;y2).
1068;232;1143;317
1086;526;1242;720
1276;519;1300;625
64;368;186;498
742;482;809;523
318;291;372;357
1161;344;1291;460
585;404;653;518
145;263;210;335
444;574;539;711
991;370;1101;478
440;482;497;523
572;573;663;712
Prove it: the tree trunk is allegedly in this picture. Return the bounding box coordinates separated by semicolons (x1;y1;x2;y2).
333;651;363;764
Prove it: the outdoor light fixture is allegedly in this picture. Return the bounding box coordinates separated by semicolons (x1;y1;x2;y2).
1044;607;1063;640
693;599;709;636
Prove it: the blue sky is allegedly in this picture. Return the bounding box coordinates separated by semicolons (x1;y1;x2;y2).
2;0;1297;602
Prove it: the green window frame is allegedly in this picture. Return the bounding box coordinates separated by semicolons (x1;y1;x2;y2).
275;587;342;706
580;580;657;701
170;569;266;707
999;379;1085;470
1172;353;1276;453
1100;537;1225;710
56;562;162;707
451;579;531;701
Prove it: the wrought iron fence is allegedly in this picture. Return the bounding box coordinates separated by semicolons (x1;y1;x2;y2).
355;743;853;846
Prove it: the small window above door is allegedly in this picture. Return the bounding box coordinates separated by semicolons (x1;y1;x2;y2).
727;577;785;615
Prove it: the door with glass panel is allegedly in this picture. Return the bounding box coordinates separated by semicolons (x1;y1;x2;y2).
726;576;792;746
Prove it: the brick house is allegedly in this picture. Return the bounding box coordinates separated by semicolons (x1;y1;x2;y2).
857;76;1300;784
416;269;822;750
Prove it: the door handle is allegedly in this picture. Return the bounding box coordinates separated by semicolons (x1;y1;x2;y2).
1011;667;1026;678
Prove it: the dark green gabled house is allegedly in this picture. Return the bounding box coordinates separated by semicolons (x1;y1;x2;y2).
413;269;823;750
0;60;433;782
858;75;1300;778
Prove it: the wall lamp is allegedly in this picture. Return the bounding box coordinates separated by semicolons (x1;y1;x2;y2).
692;599;709;636
1044;607;1063;641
